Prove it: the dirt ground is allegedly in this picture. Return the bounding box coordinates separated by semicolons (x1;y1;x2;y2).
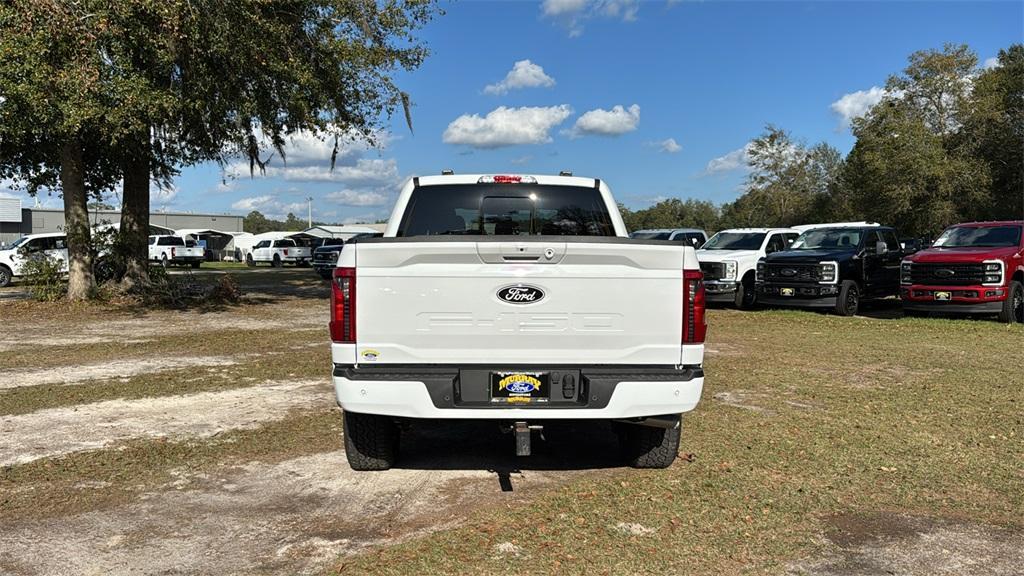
0;272;620;575
0;270;1019;575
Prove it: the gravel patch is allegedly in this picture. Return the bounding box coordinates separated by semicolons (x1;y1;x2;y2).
0;356;240;389
0;379;329;466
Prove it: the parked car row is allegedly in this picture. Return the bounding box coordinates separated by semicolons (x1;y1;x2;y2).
0;232;218;287
688;220;1023;324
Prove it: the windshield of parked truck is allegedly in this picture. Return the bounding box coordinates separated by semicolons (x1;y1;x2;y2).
397;184;615;237
933;225;1022;248
790;229;863;251
630;231;671;240
701;232;766;250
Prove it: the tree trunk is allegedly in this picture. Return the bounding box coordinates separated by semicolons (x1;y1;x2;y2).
61;135;95;301
120;128;151;288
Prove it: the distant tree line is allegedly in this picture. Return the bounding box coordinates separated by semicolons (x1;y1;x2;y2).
242;210;378;234
621;44;1023;239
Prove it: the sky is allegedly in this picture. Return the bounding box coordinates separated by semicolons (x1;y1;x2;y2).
2;0;1021;225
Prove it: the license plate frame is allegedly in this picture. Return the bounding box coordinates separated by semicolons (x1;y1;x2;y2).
934;291;952;301
780;287;795;297
490;371;550;404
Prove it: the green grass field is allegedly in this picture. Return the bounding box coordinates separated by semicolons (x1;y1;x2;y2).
333;308;1023;575
2;281;1020;574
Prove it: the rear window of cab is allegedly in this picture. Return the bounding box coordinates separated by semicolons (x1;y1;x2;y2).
397;184;615;237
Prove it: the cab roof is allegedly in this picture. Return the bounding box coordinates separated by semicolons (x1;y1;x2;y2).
715;227;800;234
950;220;1023;227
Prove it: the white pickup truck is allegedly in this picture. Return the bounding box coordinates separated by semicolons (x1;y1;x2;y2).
149;235;204;268
696;228;800;308
0;233;69;287
246;238;311;267
330;173;707;470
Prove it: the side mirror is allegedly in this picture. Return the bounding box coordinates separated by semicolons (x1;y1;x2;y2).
875;241;887;255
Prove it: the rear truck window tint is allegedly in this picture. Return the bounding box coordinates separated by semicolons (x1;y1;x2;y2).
397;184;615;237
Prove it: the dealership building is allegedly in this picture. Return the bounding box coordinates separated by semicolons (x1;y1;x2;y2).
0;198;244;246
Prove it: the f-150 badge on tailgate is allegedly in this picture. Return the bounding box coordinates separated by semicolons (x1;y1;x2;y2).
497;285;545;304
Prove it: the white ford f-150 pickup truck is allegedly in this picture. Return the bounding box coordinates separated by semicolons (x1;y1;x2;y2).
247;238;311;267
0;233;69;287
149;235;204;268
330;173;708;470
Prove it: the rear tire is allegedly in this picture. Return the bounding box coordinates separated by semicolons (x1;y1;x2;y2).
160;254;169;268
190;261;201;269
272;254;282;268
620;416;681;469
343;411;399;471
997;281;1023;324
835;280;860;316
0;265;12;288
245;254;255;267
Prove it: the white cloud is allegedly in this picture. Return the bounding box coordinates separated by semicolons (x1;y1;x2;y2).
443;105;573;149
326;189;390;207
598;0;639;21
510;155;533;165
151;184;178;204
704;144;752;175
830;86;887;128
541;0;638;36
225;128;397;184
229;195;310;220
542;0;588;16
657;138;681;153
227;158;399;186
983;56;1000;70
484;60;556;95
567;104;640;138
231;195;273;211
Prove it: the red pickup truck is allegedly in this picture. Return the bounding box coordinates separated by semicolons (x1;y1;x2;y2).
901;221;1024;323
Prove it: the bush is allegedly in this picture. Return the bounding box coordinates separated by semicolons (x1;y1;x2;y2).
211;274;242;304
20;253;67;302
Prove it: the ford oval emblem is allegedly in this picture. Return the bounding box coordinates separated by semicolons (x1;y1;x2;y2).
935;268;955;277
780;268;797;277
497;284;545;304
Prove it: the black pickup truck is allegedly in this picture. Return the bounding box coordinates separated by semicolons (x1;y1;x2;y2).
756;225;903;316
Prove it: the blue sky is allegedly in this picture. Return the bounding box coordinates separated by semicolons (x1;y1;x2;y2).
3;0;1021;224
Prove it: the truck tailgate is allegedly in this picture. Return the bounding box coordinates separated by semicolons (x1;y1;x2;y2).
351;239;691;365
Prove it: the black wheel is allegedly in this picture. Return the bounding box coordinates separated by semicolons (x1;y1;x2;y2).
835;280;860;316
343;411;399;471
272;254;282;268
245;254;255;267
619;416;681;469
734;274;757;309
190;261;201;269
998;281;1023;324
317;269;332;280
0;266;11;288
160;254;169;268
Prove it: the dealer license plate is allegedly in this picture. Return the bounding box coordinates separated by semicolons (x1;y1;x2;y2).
490;372;550;404
780;287;795;297
934;291;952;301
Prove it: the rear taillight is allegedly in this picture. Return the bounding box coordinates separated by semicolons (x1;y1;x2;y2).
284;249;289;256
171;247;176;258
682;269;707;344
330;267;356;343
